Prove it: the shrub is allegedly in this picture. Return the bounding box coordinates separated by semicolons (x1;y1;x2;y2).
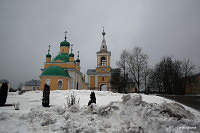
14;102;20;110
66;92;80;108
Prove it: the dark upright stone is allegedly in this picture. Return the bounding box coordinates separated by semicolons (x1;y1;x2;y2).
0;80;9;106
42;84;50;107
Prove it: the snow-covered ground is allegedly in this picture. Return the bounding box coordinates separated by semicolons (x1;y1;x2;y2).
0;90;200;133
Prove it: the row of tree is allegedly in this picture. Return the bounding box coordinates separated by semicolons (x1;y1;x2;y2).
112;46;197;95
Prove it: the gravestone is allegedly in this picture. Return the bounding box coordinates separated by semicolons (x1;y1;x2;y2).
88;91;96;106
42;84;50;107
0;79;10;106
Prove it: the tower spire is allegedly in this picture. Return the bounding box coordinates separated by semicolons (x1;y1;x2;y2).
64;31;67;40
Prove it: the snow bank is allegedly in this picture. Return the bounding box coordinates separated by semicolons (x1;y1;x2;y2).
0;90;200;133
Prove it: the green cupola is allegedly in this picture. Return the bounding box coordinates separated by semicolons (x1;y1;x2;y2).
69;53;74;57
60;31;70;47
76;58;80;62
46;45;51;62
69;44;74;57
76;51;80;63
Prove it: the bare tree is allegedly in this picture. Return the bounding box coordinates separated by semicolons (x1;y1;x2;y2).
126;46;148;91
149;57;196;95
143;65;152;93
181;58;196;93
181;58;195;77
116;49;129;93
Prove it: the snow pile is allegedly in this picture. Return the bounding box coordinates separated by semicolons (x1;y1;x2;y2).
0;90;200;132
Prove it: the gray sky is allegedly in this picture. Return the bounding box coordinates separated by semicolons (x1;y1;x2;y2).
0;0;200;88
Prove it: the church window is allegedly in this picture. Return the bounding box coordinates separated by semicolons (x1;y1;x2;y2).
102;77;104;81
62;49;64;53
45;79;50;86
101;57;106;66
58;80;62;90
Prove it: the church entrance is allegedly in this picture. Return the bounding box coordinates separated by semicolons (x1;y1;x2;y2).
100;84;107;91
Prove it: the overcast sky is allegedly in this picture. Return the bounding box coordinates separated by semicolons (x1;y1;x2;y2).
0;0;200;88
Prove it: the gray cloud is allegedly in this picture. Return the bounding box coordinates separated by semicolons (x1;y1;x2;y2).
0;0;200;88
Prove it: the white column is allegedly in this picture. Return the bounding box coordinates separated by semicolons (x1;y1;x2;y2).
88;76;90;87
107;55;108;67
97;55;99;67
95;75;98;88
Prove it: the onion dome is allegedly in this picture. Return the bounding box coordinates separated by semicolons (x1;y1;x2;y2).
60;40;70;47
76;51;80;62
76;58;80;62
46;53;51;58
40;66;70;77
69;44;74;57
60;32;70;46
46;45;51;57
69;53;74;57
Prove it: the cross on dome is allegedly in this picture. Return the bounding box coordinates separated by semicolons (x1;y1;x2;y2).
71;44;74;53
77;51;79;58
64;31;67;40
48;45;51;54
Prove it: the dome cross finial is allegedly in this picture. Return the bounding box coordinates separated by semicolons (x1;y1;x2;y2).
102;27;106;38
48;45;51;54
71;44;74;53
64;31;67;40
77;51;80;58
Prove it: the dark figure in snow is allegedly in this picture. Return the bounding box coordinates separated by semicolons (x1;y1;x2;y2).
42;84;50;107
0;79;10;106
88;91;96;106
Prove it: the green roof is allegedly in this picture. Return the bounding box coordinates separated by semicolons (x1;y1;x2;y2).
60;40;70;47
40;66;70;77
46;53;51;57
52;53;69;62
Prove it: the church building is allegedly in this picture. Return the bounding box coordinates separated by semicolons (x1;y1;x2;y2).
40;32;88;90
87;29;112;91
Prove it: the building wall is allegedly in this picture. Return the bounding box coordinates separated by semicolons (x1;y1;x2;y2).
81;82;89;90
185;76;200;94
60;46;69;53
40;76;69;91
46;57;51;63
22;85;40;91
89;76;95;89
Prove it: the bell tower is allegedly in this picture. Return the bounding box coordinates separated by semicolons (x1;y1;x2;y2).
96;27;111;69
87;27;112;91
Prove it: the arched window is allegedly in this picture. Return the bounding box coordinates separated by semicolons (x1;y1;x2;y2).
58;80;62;90
101;57;106;66
45;79;50;86
62;49;64;53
